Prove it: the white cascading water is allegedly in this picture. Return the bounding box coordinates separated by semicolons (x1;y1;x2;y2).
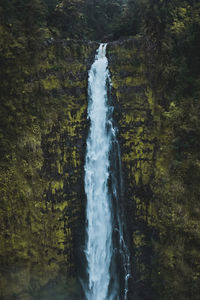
84;44;130;300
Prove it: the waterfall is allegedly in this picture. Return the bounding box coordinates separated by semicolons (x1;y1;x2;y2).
84;44;130;300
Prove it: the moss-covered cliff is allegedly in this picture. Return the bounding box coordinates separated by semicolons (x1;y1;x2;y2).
0;40;96;300
108;39;158;299
108;38;200;300
1;31;200;300
1;0;200;299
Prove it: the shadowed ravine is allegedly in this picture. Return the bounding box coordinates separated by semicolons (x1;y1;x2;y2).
83;44;130;300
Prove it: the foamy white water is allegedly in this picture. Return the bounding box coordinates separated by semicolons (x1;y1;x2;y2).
84;43;130;300
84;43;112;300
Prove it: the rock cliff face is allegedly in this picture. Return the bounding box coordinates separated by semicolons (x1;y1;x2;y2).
1;38;200;300
108;38;200;300
0;40;96;300
108;39;158;299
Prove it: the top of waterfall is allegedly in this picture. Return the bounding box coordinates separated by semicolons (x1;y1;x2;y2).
96;43;107;59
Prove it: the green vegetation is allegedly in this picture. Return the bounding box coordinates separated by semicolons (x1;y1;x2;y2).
1;0;200;299
0;1;96;297
108;1;200;298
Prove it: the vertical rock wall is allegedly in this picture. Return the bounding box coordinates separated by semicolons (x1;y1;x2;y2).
0;40;96;300
1;37;200;300
108;38;200;300
108;39;158;299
